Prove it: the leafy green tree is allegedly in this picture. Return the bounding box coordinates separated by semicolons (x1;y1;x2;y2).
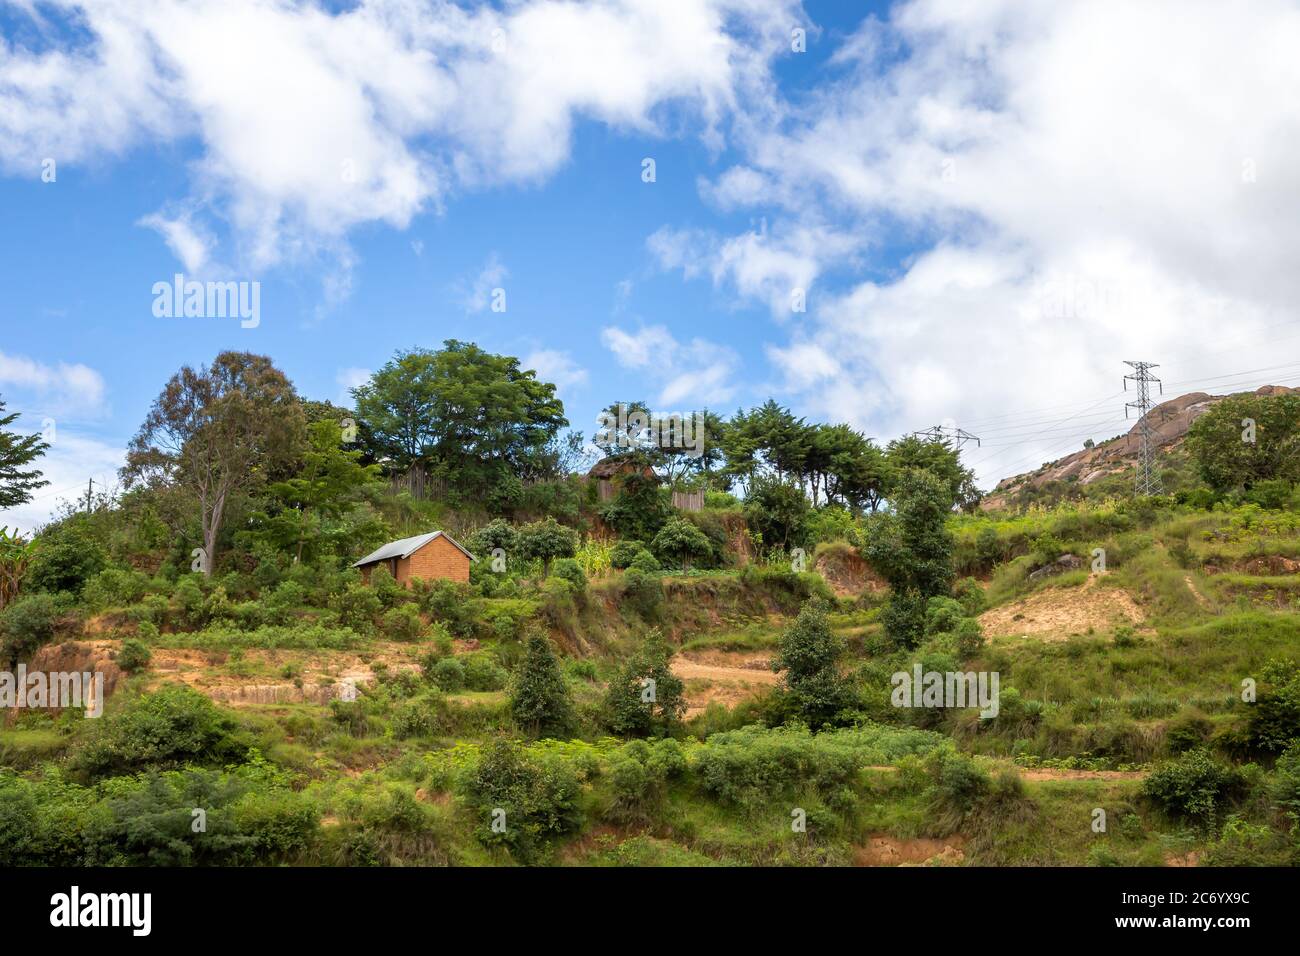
599;469;669;542
26;519;106;596
0;593;57;668
1186;392;1300;494
743;474;810;552
650;518;712;570
249;419;382;561
813;423;889;513
772;598;857;727
463;739;582;862
604;631;685;737
352;341;568;493
468;519;519;559
122;352;307;576
509;631;574;737
884;435;979;511
866;469;955;647
517;517;578;577
723;400;812;485
0;396;48;508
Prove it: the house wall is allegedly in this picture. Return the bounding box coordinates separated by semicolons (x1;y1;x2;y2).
395;535;470;585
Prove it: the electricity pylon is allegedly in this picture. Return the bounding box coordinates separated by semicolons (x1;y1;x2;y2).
1123;360;1164;496
911;425;981;450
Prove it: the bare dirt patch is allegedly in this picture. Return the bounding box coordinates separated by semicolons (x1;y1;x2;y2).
672;653;781;718
1018;768;1147;782
979;574;1143;641
855;834;965;867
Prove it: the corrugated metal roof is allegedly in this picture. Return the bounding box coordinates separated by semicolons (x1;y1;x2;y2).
352;530;475;567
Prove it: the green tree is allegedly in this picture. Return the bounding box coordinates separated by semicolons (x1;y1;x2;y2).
604;631;685;737
599;468;669;542
249;419;381;562
772;598;857;727
0;396;48;509
866;469;956;647
517;517;578;577
1186;392;1300;494
352;341;568;494
743;474;810;553
650;518;712;570
510;631;574;737
122;352;307;576
884;435;979;511
0;593;57;668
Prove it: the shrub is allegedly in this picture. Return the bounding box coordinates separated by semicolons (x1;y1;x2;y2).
551;558;587;595
429;656;466;692
1247;659;1300;754
771;598;857;728
650;518;713;570
924;596;966;637
622;567;663;619
604;631;686;737
627;550;661;573
1142;748;1244;826
461;740;582;862
26;523;106;596
381;604;424;642
610;539;646;570
116;638;152;673
0;593;58;666
71;686;248;778
516;518;579;577
333;582;381;633
463;653;509;692
509;632;574;737
469;519;519;559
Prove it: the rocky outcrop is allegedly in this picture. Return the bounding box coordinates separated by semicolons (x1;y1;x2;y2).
984;385;1297;508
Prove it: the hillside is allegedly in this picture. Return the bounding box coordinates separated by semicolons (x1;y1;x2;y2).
983;385;1298;509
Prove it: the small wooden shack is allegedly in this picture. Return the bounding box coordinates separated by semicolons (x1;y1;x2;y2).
587;456;656;501
353;531;474;586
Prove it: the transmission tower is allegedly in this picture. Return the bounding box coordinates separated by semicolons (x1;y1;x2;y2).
911;425;981;450
1123;360;1164;496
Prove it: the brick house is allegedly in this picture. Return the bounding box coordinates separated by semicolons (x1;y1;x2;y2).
353;531;475;586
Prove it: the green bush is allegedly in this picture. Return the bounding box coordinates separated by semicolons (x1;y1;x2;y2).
380;604;424;642
463;653;509;692
610;539;647;570
71;686;249;779
429;656;466;692
1142;748;1244;826
116;638;152;673
627;550;661;573
0;593;59;666
551;558;587;594
461;740;582;863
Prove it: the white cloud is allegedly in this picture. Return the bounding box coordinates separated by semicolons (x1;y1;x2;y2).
648;220;860;318
523;349;588;393
687;0;1300;485
0;0;798;278
0;431;125;536
0;351;108;417
138;211;214;274
335;366;371;407
457;252;509;314
600;323;738;407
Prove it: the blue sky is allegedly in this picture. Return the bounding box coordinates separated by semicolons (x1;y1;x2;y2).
2;0;1298;531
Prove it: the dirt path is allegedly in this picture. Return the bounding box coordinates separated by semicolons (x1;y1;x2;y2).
1183;574;1211;609
863;764;1146;782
